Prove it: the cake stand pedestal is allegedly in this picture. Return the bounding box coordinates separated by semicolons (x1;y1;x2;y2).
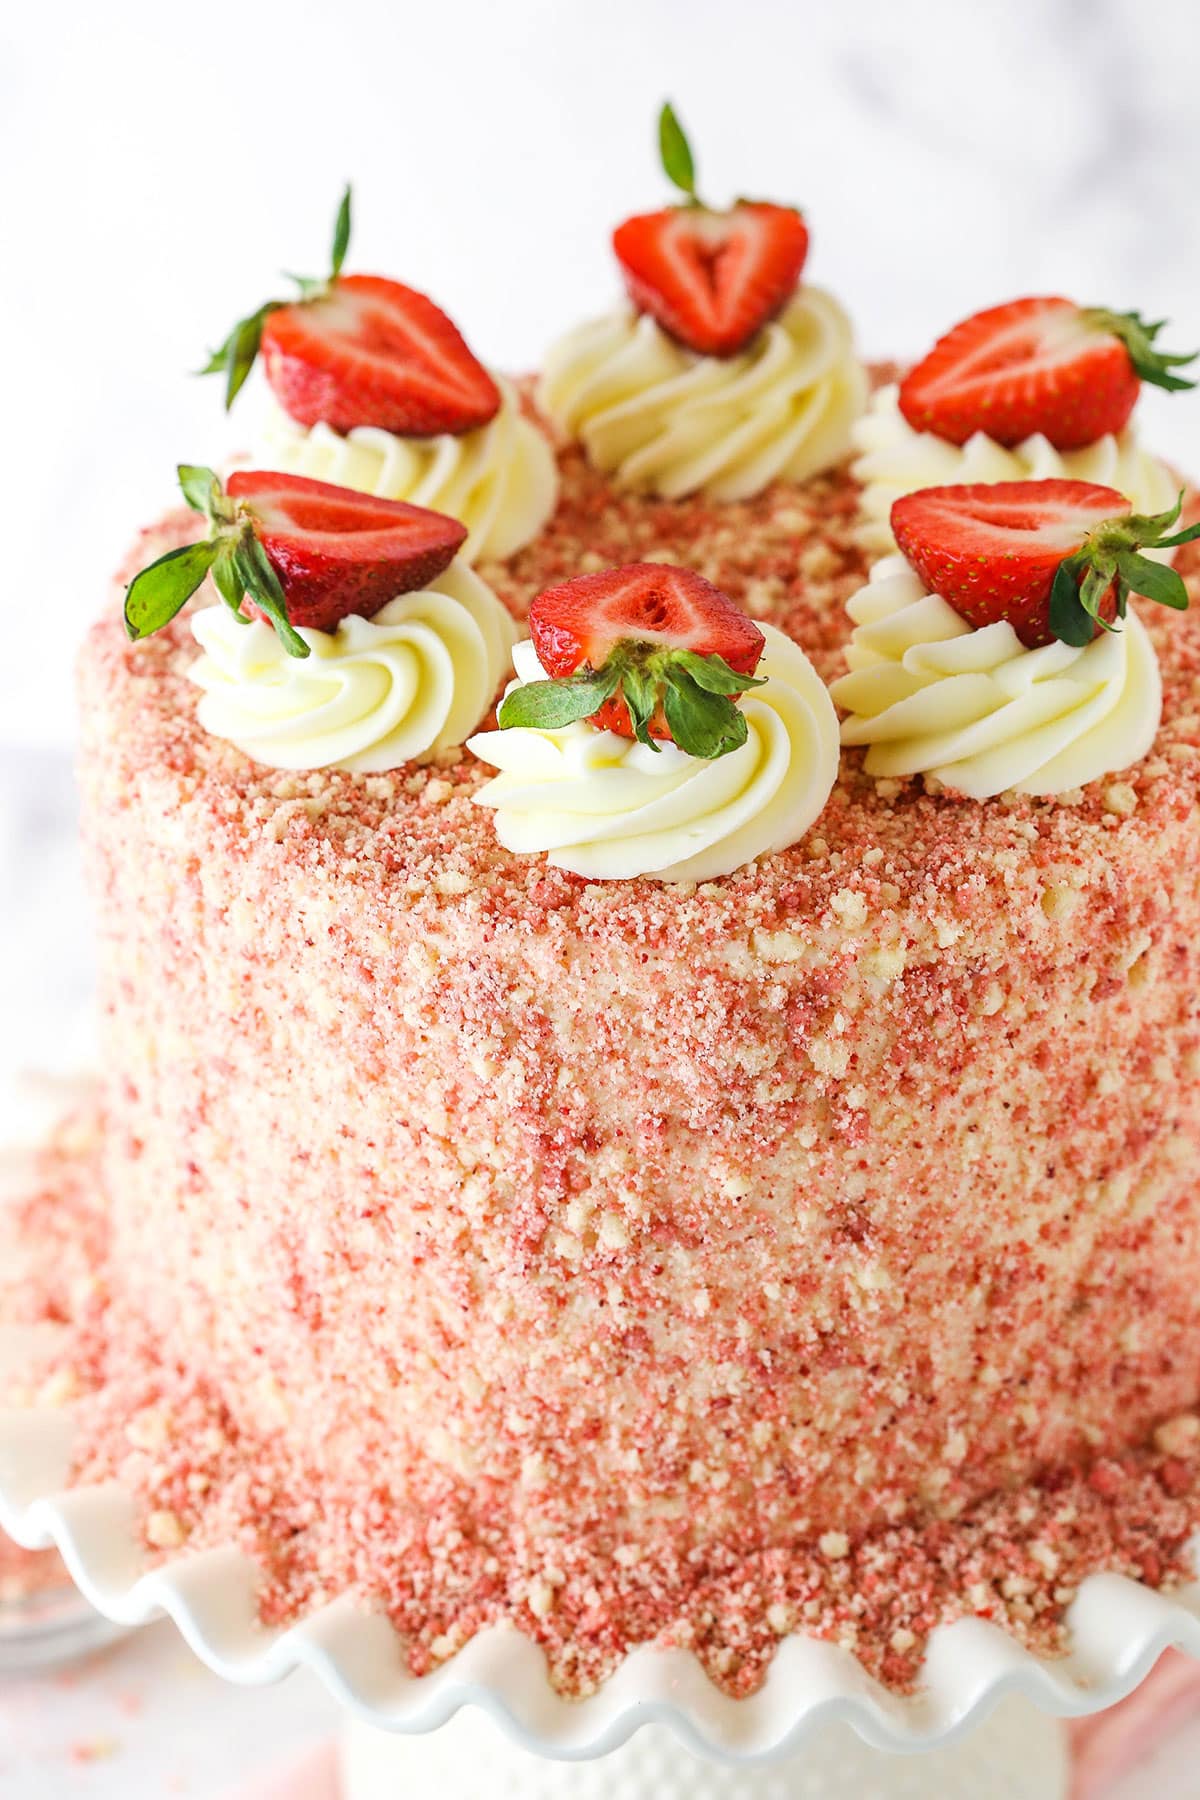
339;1699;1069;1798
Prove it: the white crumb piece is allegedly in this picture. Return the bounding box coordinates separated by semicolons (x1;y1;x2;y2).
526;1578;556;1620
1103;781;1138;816
145;1509;186;1550
1154;1414;1200;1456
831;888;869;929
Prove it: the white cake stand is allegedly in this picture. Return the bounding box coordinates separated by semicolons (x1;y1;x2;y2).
338;1698;1069;1798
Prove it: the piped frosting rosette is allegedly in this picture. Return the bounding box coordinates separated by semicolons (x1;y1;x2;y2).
468;625;839;881
540;290;867;502
831;554;1162;799
852;384;1179;553
259;377;559;563
539;99;870;502
189;560;517;773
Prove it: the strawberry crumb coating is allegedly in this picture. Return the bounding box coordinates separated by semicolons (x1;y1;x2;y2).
43;419;1200;1696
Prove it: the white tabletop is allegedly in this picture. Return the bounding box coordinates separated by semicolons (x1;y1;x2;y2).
1;1620;336;1798
2;1616;1200;1797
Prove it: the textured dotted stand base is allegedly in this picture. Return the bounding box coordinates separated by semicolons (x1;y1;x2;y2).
340;1699;1070;1800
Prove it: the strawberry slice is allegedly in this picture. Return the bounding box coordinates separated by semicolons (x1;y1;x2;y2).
124;465;467;658
201;185;500;436
614;202;808;359
498;562;766;759
898;297;1197;450
611;103;808;359
226;471;467;629
260;277;501;437
891;478;1199;649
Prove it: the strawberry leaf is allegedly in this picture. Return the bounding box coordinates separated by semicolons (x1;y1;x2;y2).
1083;307;1198;393
621;662;661;748
497;638;763;758
672;648;767;696
177;463;221;517
330;184;352;277
229;304;279;410
234;535;310;659
1125;492;1187;537
1079;562;1117;630
201;187;353;412
124;539;220;641
1049;554;1094;648
658;102;697;201
663;668;749;758
126;467;316;658
210;543;249;621
1117;551;1190;611
498;666;621;731
1048;491;1196;646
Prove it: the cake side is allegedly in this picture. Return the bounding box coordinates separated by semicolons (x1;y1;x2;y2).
58;442;1200;1690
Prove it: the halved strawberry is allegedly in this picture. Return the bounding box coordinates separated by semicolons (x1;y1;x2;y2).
891;479;1199;649
611;103;808;359
201;185;500;436
226;471;467;629
898;297;1196;450
124;465;467;658
498;562;766;759
260;277;501;436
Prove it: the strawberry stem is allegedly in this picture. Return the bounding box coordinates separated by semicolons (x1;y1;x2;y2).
330;185;352;278
1082;307;1198;394
123;465;311;658
1048;492;1200;646
498;639;765;759
658;101;701;205
199;185;353;412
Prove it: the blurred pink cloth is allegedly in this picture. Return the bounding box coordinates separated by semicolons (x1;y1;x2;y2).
227;1741;339;1800
1069;1649;1200;1798
223;1654;1200;1799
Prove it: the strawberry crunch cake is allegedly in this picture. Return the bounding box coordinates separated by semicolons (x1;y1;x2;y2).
8;107;1200;1698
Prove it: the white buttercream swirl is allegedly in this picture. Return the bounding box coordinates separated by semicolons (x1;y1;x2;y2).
466;624;839;881
259;377;559;563
539;289;868;502
852;383;1179;553
188;561;517;773
830;555;1162;799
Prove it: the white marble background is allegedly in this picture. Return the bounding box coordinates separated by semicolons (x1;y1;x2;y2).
3;0;1200;1787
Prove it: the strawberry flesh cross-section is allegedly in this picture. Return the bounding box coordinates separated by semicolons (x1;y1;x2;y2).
898;297;1197;451
226;472;468;629
123;466;469;656
261;277;501;437
891;479;1200;649
613;203;809;359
